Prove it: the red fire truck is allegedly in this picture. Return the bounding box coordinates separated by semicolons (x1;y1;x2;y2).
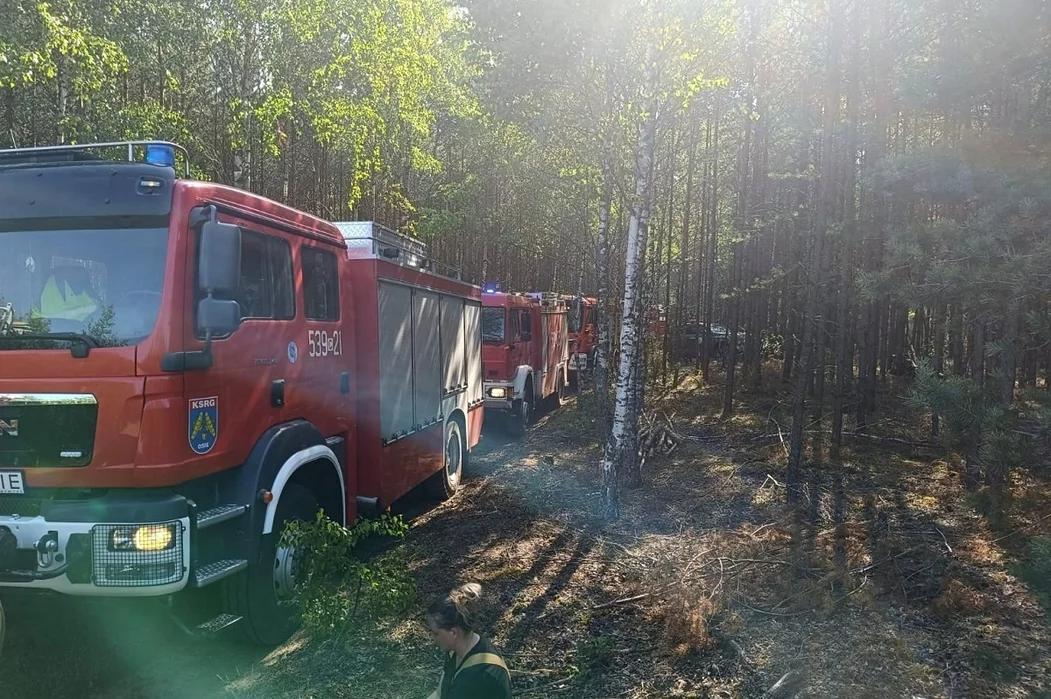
567;296;598;388
0;141;483;646
481;291;569;433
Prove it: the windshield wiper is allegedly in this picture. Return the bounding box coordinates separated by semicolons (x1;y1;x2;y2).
0;332;99;358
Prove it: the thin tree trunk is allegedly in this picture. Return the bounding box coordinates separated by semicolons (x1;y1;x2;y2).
702;111;720;383
676;113;698;386
932;302;946;437
595;107;615;427
832;0;861;459
790;0;842;486
806;0;843;465
964;316;986;489
603;45;658;519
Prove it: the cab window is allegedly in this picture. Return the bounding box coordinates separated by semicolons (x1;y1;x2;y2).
302;246;340;321
238;230;294;321
194;226;294;336
508;308;520;341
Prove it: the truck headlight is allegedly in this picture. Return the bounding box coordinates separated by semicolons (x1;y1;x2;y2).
488;387;507;398
110;524;176;552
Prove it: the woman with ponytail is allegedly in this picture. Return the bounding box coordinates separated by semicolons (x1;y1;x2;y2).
425;583;512;699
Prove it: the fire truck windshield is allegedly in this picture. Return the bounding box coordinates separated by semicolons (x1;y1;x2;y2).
0;226;169;348
482;307;506;344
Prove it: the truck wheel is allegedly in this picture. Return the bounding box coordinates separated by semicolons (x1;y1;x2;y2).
556;371;568;406
223;483;319;646
428;419;464;500
512;389;532;437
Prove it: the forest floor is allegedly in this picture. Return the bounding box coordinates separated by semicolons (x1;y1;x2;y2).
3;366;1051;698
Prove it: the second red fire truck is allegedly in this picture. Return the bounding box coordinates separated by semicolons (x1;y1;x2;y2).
0;141;483;645
481;291;569;433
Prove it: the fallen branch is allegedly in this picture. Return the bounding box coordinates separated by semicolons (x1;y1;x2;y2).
589;593;651;610
843;431;937;450
935;526;953;555
990;510;1051;545
762;670;804;699
730;639;754;669
751;430;937;452
518;675;576;695
739;601;811;618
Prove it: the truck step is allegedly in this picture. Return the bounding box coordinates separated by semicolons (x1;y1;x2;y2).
196;504;247;529
196;613;242;636
193;559;248;587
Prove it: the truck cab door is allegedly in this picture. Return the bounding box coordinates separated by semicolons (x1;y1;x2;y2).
182;218;299;473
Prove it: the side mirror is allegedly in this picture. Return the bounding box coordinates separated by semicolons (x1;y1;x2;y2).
197;297;240;337
198;221;241;295
521;331;532;343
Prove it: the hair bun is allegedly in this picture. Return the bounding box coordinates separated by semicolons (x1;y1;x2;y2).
450;582;483;627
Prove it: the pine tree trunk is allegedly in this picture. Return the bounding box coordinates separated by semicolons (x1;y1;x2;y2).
595;123;615;427
805;0;843;465
724;15;759;418
932;302;946;437
964;317;986;489
702;112;720;383
833;0;862;459
676;113;698;386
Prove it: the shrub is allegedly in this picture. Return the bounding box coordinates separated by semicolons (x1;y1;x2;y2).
281;512;414;636
574;635;614;684
659;584;717;657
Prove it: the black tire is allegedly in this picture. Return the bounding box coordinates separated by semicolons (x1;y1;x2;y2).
427;419;464;500
555;371;568;407
511;385;532;437
0;596;5;659
223;483;318;646
568;369;580;393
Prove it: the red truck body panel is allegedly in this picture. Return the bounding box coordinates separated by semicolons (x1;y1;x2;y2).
346;253;483;507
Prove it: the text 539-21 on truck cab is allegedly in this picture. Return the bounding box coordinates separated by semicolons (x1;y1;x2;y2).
0;141;483;645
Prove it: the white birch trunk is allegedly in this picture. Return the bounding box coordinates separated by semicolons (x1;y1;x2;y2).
602;45;659;519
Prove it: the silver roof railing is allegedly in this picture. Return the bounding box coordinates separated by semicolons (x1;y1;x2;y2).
0;140;191;177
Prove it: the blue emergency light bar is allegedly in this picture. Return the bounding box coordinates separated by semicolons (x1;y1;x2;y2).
145;144;176;168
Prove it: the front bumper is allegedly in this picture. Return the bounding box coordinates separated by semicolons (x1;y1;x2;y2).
0;493;191;596
483;382;515;412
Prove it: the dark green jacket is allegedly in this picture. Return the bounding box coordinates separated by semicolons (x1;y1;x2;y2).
440;636;512;699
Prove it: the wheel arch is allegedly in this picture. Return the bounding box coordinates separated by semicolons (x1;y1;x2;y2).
229;419;347;554
261;445;345;535
447;407;468;443
512;365;534;399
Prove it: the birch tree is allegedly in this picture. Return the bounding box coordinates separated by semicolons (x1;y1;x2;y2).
603;41;659;519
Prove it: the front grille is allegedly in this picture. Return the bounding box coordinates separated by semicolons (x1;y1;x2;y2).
0;497;42;518
90;522;185;587
0;393;98;468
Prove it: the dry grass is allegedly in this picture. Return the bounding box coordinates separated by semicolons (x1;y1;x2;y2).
4;366;1051;698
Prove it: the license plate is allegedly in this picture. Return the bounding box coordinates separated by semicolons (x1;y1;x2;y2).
0;471;24;494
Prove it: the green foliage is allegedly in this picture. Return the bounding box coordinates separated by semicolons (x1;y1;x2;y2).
280;512;414;637
572;635;614;684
